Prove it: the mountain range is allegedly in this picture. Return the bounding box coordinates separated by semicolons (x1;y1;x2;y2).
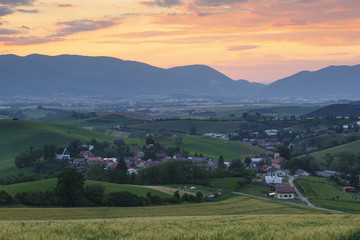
0;54;359;100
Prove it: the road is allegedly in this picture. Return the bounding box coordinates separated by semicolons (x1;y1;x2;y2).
288;176;315;207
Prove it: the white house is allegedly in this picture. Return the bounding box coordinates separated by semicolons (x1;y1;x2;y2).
265;176;283;185
295;169;310;177
56;148;70;160
267;168;287;177
274;186;296;199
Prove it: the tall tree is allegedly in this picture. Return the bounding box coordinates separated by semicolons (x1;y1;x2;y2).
218;155;225;169
277;145;291;160
55;167;85;206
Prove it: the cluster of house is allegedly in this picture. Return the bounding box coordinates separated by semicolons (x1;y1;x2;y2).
242;138;282;151
252;153;310;200
56;145;219;174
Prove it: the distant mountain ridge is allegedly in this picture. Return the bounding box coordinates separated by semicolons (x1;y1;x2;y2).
0;54;265;100
0;54;359;100
263;65;360;99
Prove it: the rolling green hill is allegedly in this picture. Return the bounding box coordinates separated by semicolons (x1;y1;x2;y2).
0;178;169;198
0;119;119;179
159;136;270;161
309;139;360;164
124;119;246;135
295;177;360;213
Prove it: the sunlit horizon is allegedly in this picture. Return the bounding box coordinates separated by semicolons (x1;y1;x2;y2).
1;0;360;83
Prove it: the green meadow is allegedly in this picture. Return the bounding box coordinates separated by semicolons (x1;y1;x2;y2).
0;178;169;198
295;177;360;213
159;136;270;162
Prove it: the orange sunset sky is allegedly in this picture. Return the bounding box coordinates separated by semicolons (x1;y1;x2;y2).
0;0;359;82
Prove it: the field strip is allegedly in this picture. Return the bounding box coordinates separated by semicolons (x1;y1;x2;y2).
137;185;195;196
233;191;350;215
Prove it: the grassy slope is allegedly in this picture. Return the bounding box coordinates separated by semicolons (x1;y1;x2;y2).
43;113;147;128
1;215;359;240
309;139;360;164
160;136;270;161
0;196;329;221
295;177;360;213
126;119;246;134
0;178;169;198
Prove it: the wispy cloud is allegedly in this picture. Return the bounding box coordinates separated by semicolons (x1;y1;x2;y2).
51;19;119;37
139;0;183;8
227;45;260;51
0;28;20;35
0;6;13;16
0;36;63;45
57;4;72;8
193;0;247;7
16;8;38;13
0;0;34;6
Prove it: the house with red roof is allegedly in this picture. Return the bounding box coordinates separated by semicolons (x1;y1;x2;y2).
272;157;287;169
274;186;296;199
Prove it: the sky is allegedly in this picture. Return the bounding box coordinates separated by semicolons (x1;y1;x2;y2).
0;0;360;83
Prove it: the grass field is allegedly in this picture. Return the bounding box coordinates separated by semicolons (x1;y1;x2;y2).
209;177;243;190
1;214;359;240
125;119;246;134
0;196;329;221
159;136;270;162
310;139;360;163
0;179;169;198
294;177;360;213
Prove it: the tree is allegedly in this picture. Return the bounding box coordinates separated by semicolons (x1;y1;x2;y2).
175;136;183;145
277;145;291;160
218;155;225;169
195;192;203;202
145;135;155;145
67;139;82;158
230;159;244;171
43;144;57;162
116;158;128;174
55;167;85;206
244;157;252;167
189;126;197;135
85;184;105;205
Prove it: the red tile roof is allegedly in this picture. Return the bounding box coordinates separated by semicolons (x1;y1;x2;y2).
275;186;296;193
272;157;287;165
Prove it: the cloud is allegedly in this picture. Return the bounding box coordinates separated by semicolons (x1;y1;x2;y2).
227;45;260;51
0;0;34;6
16;9;38;13
52;19;119;37
193;0;247;7
0;28;20;35
139;0;182;8
271;18;308;27
0;6;13;16
0;36;63;45
57;4;72;8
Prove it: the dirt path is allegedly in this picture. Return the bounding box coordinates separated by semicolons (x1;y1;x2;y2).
288;177;315;207
140;186;195;196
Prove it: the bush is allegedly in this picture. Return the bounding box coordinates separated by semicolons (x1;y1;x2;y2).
15;190;56;206
85;184;105;206
106;191;142;207
0;190;15;206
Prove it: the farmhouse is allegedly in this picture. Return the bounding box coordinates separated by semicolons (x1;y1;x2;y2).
267;167;287;177
274;186;296;199
265;176;283;185
295;169;310;177
272;157;287;169
134;150;145;159
56;148;70;160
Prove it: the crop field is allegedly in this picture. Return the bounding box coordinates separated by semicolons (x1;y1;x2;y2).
295;177;360;213
0;196;329;221
1;179;169;198
125;119;246;134
0;214;359;240
160;136;270;162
